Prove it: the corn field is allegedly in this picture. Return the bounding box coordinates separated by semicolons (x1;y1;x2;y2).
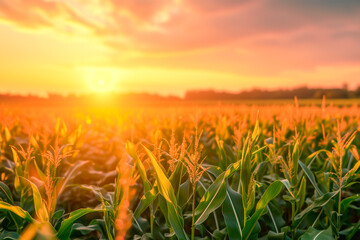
1;101;360;240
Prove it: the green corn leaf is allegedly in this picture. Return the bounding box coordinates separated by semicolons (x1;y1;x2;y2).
252;145;267;156
158;194;171;228
245;176;256;217
240;139;252;199
0;181;14;204
347;219;360;239
242;180;283;240
0;201;33;222
225;161;241;178
30;135;40;149
205;164;223;178
0;231;20;240
57;208;102;240
33;159;47;183
303;149;331;166
20;221;56;240
127;142;152;192
291;140;300;187
10;146;20;168
268;231;285;240
169;159;185;195
194;171;227;225
222;183;244;239
20;177;49;222
341;194;359;213
280;179;295;198
296;176;307;211
60;160;89;196
72;222;103;236
299;161;323;195
300;227;334;240
345;161;360;185
178;179;192;208
344;131;357;151
143;146;189;240
293;191;339;228
4;126;11;142
133;187;159;218
251;115;261;142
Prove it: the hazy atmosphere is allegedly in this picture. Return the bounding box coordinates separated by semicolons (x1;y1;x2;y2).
1;0;360;96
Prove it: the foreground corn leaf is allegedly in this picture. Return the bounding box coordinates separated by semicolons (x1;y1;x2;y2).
290;140;300;187
71;221;103;236
194;171;226;225
267;231;285;240
299;161;323;195
4;126;11;142
56;208;102;240
192;160;243;227
222;183;244;239
169;160;185;195
20;177;49;222
300;227;334;240
242;180;283;240
293;191;339;228
33;159;47;183
341;194;359;213
59;160;89;195
0;231;19;240
133;187;159;218
10;146;20;168
296;176;307;211
0;201;33;222
20;221;57;240
0;181;14;204
127;142;152;192
143;146;189;240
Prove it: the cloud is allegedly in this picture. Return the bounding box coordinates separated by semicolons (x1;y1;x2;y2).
0;0;359;81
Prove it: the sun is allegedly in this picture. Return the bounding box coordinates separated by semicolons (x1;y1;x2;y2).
87;69;118;93
93;79;107;91
90;78;112;93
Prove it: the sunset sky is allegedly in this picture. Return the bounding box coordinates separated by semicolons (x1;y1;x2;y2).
0;0;360;97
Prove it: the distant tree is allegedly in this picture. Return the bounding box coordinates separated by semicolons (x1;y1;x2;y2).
313;90;324;99
356;86;360;97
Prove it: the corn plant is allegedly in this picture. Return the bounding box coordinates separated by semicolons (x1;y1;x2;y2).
1;102;360;239
0;141;100;239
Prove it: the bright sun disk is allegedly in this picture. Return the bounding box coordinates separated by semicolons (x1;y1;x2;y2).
86;69;119;93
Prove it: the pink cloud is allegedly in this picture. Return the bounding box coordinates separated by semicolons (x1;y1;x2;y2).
0;0;359;79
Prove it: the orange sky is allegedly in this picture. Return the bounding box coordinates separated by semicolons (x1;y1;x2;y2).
0;0;360;96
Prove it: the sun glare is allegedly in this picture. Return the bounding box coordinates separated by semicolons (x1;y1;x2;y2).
87;69;119;93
